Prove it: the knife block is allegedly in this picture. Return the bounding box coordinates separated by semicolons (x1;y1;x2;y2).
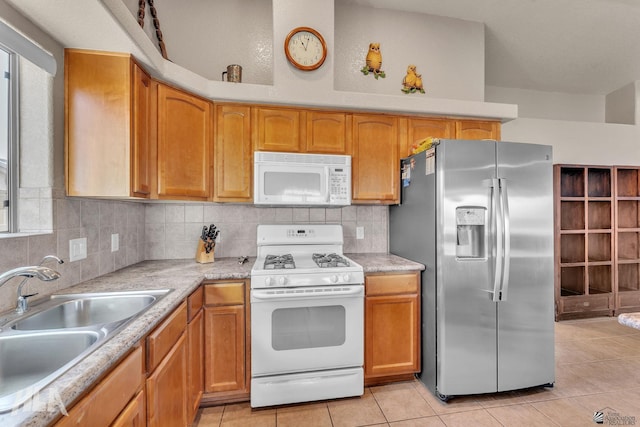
196;240;215;264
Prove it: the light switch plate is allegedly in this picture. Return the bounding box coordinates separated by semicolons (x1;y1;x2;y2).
69;237;87;262
356;226;364;240
111;233;119;252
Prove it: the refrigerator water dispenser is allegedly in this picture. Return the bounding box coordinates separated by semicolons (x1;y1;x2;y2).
455;207;485;259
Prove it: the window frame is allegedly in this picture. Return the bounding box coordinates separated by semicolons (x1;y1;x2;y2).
0;42;19;233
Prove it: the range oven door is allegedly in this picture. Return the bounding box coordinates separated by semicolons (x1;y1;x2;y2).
250;285;364;376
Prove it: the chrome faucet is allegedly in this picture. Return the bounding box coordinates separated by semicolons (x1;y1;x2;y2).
1;255;64;314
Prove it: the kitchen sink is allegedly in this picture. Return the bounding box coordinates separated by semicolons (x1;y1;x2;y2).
11;291;169;330
0;289;172;413
0;330;104;412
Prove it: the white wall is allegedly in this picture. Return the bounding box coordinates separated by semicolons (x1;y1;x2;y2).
501;118;640;165
486;85;605;123
605;82;637;125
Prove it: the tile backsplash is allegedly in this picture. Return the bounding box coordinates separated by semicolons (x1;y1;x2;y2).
0;198;388;313
145;204;389;260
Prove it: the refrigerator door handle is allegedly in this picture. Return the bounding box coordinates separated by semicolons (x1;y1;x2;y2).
491;178;503;302
498;178;511;301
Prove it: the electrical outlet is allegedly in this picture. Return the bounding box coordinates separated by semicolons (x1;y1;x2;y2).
111;233;119;252
69;237;87;262
356;226;365;240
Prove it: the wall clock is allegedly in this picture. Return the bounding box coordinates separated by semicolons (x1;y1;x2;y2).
284;27;327;71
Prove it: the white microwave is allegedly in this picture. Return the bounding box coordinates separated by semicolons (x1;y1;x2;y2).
254;151;351;207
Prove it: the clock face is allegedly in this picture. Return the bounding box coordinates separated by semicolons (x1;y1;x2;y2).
284;27;327;71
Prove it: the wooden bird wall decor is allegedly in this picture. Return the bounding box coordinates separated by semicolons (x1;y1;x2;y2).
401;64;425;94
361;43;386;79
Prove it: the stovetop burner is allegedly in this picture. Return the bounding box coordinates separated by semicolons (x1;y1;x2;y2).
264;254;296;270
312;253;350;268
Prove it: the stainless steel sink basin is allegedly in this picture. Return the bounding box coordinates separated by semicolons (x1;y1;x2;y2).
10;289;171;331
0;330;103;412
0;289;172;413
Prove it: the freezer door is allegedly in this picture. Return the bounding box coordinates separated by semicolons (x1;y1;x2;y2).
496;142;555;391
436;139;498;396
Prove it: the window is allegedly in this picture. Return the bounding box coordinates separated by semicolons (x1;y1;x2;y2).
0;44;16;233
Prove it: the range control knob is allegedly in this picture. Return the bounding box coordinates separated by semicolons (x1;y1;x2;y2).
265;277;273;286
278;276;287;286
330;275;338;283
342;273;351;282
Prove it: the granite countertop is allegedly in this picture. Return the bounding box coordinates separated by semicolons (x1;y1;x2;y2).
618;312;640;330
1;253;423;426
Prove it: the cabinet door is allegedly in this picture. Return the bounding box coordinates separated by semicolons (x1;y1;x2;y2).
146;333;188;427
253;107;303;152
351;114;399;203
401;117;454;157
365;294;419;378
157;84;212;200
455;120;501;140
306;111;349;154
204;305;245;393
131;63;151;198
187;309;204;424
112;390;146;427
214;104;252;202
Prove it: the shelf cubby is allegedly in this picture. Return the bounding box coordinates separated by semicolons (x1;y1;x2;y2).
560;201;585;230
616;168;640;197
618;263;640;292
617;200;639;229
560;234;585;263
618;231;639;261
560;168;585;197
560;266;585;296
588;168;612;197
588;201;612;229
587;233;611;262
588;265;612;294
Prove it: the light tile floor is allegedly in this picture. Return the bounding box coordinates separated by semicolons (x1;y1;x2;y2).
194;317;640;426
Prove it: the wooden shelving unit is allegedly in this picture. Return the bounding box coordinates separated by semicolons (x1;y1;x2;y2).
615;167;640;312
554;165;615;319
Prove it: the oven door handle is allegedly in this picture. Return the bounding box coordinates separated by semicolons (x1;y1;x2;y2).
251;286;364;301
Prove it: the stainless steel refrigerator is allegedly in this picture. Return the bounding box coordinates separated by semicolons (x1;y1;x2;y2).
389;139;555;401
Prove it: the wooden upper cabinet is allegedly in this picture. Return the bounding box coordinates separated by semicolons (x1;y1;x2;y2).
214;104;252;202
306;111;350;154
65;49;150;198
351;114;399;204
455;120;501;140
253;106;304;152
400;117;455;157
156;83;212;200
132;64;151;197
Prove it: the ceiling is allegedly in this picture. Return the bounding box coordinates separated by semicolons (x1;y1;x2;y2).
350;0;640;95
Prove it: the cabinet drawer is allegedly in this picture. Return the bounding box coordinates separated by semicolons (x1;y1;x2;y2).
112;390;145;427
205;282;245;306
617;291;640;309
187;286;204;321
55;345;144;426
560;295;611;313
147;302;187;372
366;272;419;296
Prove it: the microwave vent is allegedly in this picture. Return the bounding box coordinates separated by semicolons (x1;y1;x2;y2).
255;151;350;166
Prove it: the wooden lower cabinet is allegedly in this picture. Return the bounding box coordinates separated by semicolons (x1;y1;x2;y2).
201;281;250;405
112;390;146;427
364;272;420;385
187;287;204;423
55;345;144;426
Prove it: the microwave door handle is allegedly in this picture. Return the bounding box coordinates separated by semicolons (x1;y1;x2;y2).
325;167;331;203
